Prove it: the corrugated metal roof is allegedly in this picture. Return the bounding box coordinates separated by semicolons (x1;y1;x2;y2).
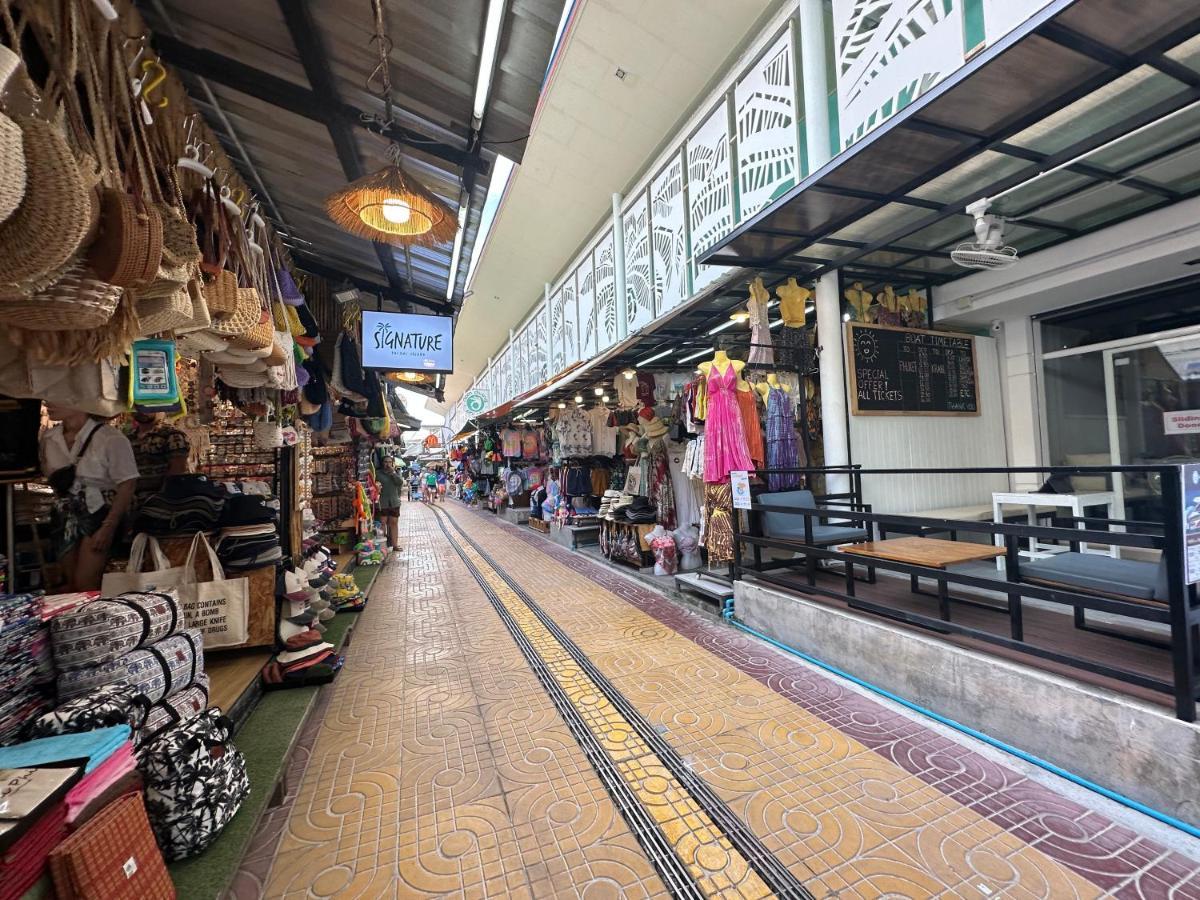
140;0;561;310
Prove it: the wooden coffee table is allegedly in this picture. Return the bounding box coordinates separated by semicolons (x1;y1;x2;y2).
843;536;1005;622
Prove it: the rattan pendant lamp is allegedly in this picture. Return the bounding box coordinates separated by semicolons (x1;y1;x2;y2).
324;0;457;248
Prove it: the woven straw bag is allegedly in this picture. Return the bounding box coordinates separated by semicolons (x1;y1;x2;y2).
174;279;211;334
201;268;238;319
87;188;164;289
0;258;121;331
135;284;193;336
225;294;273;351
208;284;258;337
253;417;283;449
0;116;93;297
139;207;198;301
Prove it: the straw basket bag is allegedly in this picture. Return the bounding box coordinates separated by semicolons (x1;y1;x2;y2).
87;188;163;289
135;284;193;336
0;257;122;331
175;279;211;334
208;284;258;338
0;46;26;226
225;296;273;352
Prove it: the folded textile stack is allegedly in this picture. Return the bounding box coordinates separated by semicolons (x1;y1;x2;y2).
63;741;140;829
216;494;282;572
355;538;384;566
327;573;365;612
0;593;50;746
262;643;344;688
621;496;658;524
0;766;78;900
38;592;98;622
134;473;227;537
0;725;131;775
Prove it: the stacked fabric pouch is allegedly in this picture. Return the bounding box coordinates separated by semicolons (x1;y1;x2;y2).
137;673;209;747
50;590;181;672
57;629;204;704
25;684;149;740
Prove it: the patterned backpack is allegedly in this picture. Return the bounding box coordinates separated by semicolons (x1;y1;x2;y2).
139;708;249;860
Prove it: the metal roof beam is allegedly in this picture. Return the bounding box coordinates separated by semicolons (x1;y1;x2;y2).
150;32;487;176
805;81;1200;282
291;254;454;315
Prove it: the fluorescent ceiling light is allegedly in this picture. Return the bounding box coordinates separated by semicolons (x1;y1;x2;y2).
444;205;469;300
473;0;507;124
679;347;712;363
769;319;784;329
636;348;673;366
707;319;737;336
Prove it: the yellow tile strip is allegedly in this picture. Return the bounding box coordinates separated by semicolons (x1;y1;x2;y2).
451;528;777;900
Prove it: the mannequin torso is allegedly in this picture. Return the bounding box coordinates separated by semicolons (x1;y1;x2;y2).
776;278;811;327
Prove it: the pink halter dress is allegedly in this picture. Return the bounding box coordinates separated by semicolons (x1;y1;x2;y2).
702;363;753;483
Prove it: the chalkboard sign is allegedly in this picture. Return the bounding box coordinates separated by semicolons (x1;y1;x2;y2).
847;323;979;416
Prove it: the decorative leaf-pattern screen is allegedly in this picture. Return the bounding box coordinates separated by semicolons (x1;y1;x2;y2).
576;254;597;360
622;191;654;331
550;287;565;374
688;102;734;293
593;229;618;352
650;155;688;314
562;272;580;367
736;31;798;218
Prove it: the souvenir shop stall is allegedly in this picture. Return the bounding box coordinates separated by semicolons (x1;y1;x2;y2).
493;273;817;581
0;0;410;892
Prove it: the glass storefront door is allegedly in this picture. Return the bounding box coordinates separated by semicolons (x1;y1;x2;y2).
1105;336;1200;522
1042;328;1200;526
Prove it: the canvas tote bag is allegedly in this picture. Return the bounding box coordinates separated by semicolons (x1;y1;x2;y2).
100;534;185;596
177;532;249;648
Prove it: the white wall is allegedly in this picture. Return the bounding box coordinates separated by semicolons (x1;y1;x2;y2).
848;335;1009;514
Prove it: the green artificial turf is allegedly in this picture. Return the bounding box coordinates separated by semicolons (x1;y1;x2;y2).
168;586;366;898
168;685;317;900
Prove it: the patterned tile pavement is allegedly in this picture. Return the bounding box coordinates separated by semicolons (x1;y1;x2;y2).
240;502;1200;898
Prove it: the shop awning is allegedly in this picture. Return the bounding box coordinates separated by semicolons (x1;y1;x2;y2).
701;0;1200;290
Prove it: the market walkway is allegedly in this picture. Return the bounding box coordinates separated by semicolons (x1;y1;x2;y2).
238;502;1200;899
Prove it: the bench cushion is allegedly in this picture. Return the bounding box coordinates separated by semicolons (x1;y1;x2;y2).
760;490;867;544
1022;552;1165;601
810;525;870;545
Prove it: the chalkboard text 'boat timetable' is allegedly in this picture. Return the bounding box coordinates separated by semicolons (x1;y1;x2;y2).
847;323;979;416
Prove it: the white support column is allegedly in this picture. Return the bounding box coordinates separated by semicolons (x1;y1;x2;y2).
612;193;629;341
815;271;849;495
800;2;846;494
798;0;832;171
1000;316;1042;492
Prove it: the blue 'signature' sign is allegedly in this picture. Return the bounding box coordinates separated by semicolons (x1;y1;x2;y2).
360;311;454;373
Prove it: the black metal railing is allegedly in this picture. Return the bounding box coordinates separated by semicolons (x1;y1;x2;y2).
730;464;1200;722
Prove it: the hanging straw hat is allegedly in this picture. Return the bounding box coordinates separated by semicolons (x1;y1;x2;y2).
0;116;94;297
0;257;121;331
0;47;26;226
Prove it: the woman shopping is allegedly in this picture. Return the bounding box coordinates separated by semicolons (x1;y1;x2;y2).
39;405;139;591
376;456;405;552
